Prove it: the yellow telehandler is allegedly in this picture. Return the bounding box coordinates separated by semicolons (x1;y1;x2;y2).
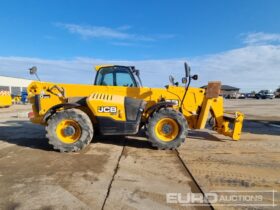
27;63;244;152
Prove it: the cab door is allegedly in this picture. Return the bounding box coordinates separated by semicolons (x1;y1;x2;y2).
94;66;147;98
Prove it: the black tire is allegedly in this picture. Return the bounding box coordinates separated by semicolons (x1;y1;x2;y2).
46;108;93;152
146;108;187;149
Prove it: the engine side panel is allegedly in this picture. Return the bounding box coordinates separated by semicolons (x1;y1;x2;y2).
87;93;126;121
86;93;145;135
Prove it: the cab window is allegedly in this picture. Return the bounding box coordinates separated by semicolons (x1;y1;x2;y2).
95;67;114;86
95;66;137;87
116;71;135;87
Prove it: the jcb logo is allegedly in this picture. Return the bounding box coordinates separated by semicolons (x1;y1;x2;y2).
98;106;117;113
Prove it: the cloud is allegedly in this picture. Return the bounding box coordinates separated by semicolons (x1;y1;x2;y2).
1;32;280;92
243;32;280;45
1;43;280;92
190;45;280;91
55;23;174;42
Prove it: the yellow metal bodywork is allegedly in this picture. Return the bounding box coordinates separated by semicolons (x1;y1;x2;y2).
0;91;12;108
27;77;244;141
196;97;244;140
87;93;126;121
95;65;113;71
28;82;204;125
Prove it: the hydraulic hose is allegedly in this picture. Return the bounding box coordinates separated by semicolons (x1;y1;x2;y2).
179;78;191;112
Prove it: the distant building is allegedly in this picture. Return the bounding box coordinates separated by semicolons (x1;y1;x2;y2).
201;84;240;98
0;76;33;96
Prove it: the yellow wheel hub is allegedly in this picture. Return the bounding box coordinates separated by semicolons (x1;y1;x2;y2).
56;119;82;144
155;118;179;142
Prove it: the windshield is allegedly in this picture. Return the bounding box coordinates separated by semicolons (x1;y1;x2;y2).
95;66;138;87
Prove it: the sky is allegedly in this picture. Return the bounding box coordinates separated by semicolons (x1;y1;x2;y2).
0;0;280;92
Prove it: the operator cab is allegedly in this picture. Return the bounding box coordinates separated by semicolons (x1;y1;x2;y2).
94;65;142;87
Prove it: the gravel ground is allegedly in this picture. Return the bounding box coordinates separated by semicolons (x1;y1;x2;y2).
0;100;279;209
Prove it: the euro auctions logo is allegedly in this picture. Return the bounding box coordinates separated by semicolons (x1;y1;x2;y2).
166;192;217;205
166;190;277;207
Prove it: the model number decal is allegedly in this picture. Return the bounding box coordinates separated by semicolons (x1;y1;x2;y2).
98;106;117;113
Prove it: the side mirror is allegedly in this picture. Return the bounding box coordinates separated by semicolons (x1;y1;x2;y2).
29;66;37;75
169;75;175;85
192;74;198;80
184;62;190;78
29;66;41;81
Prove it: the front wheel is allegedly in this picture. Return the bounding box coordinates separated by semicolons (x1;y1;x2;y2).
46;108;93;152
146;108;187;149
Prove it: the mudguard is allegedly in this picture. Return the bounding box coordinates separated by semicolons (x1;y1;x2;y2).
145;101;176;115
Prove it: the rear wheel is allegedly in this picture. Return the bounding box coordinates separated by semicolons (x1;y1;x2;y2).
46;108;93;152
146;108;187;149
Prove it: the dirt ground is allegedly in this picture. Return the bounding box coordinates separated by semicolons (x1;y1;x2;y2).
0;99;279;210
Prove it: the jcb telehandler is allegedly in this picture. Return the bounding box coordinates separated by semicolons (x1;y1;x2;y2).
27;63;244;152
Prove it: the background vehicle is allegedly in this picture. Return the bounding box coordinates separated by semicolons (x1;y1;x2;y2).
0;91;12;108
255;90;275;99
21;91;28;104
275;87;280;98
238;93;246;99
12;95;21;104
27;63;244;152
225;93;241;99
245;93;256;98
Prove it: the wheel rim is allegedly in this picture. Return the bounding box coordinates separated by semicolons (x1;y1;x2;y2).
155;118;179;142
56;119;82;144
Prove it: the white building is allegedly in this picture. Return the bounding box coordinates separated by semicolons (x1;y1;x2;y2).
0;76;33;96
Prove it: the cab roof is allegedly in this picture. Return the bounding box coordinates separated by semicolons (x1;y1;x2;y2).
94;65;136;71
95;65;113;71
